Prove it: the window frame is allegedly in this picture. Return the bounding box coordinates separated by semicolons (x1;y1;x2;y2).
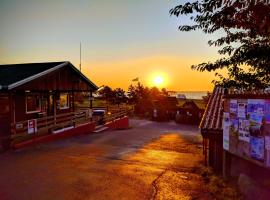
59;93;70;110
26;94;41;114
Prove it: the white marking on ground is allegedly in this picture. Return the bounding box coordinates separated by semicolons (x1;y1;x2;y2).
138;121;153;126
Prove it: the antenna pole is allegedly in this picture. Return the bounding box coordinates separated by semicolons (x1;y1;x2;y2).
79;42;81;71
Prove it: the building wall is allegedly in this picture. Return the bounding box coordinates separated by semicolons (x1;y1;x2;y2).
14;92;73;122
0;93;10;137
226;152;270;199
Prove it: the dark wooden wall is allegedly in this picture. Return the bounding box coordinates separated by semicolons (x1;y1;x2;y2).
202;132;223;174
15;67;94;92
13;92;73;122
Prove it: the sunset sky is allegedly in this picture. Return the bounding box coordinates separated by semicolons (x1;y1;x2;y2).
0;0;222;91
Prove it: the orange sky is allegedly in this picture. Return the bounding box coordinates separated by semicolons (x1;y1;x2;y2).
0;0;222;92
84;55;217;91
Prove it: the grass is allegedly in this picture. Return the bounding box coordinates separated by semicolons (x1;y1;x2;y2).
197;165;242;200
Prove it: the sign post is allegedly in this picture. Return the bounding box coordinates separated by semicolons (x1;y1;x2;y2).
28;119;37;147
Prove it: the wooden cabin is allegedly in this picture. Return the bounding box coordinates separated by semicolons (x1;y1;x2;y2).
0;61;98;149
152;96;178;121
176;100;205;124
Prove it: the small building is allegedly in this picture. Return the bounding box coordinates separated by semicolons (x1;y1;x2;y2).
176;94;186;100
176;100;205;125
0;61;98;149
152;96;178;121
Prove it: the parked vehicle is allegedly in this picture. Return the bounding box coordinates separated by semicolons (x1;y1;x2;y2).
93;109;106;125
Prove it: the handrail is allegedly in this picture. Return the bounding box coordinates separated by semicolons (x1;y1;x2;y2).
11;110;89;136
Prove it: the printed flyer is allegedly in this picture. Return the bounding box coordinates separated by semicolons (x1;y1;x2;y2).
230;118;239;133
250;136;264;161
247;99;265;115
238;119;250;142
238;101;247;119
223;112;230;150
230;99;238;116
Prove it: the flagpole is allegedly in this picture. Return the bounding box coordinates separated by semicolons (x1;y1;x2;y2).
79;42;81;72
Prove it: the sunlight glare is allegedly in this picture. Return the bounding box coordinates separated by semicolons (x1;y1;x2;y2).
153;76;164;87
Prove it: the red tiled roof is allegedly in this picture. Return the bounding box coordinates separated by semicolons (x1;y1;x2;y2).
200;87;225;132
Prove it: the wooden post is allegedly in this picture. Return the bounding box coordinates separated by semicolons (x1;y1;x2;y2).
72;91;75;126
222;150;227;178
222;150;231;178
72;91;75;112
53;92;56;126
209;139;213;167
90;91;93;109
89;91;93;121
204;138;208;166
9;92;16;135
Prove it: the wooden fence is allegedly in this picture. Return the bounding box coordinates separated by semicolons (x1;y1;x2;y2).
10;106;132;140
11;110;90;138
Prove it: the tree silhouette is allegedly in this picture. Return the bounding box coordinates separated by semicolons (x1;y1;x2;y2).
170;0;270;90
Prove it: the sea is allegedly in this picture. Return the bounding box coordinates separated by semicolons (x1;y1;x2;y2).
176;91;209;99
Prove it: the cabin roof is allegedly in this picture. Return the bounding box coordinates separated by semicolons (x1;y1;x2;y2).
0;61;98;90
178;99;206;110
200;87;225;132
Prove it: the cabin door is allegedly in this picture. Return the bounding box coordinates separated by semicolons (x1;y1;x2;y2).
47;94;54;116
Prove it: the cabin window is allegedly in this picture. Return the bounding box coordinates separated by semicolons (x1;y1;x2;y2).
0;96;9;114
26;95;41;114
59;93;69;109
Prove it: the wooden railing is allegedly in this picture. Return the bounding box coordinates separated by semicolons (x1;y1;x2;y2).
104;109;127;122
10;106;132;139
11;110;90;138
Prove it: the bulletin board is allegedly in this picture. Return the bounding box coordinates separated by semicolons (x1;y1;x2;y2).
223;98;270;168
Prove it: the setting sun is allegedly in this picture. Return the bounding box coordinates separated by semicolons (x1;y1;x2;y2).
153;76;164;86
148;71;169;88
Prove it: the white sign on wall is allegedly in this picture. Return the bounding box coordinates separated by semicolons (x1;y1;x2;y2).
28;119;37;134
223;112;230;150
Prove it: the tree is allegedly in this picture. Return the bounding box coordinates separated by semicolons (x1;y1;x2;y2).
97;86;115;102
170;0;270;90
127;82;173;120
114;88;126;104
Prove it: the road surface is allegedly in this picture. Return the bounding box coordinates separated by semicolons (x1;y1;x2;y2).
0;119;212;200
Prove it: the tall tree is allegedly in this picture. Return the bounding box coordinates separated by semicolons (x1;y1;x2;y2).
170;0;270;90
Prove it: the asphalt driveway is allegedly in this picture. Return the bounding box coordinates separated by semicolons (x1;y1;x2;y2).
0;119;212;200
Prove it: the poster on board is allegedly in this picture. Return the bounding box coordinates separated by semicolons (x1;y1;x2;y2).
247;99;265;115
223;112;230;150
238;101;247;119
230;118;239;133
250;136;264;161
239;119;250;142
230;99;238;116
